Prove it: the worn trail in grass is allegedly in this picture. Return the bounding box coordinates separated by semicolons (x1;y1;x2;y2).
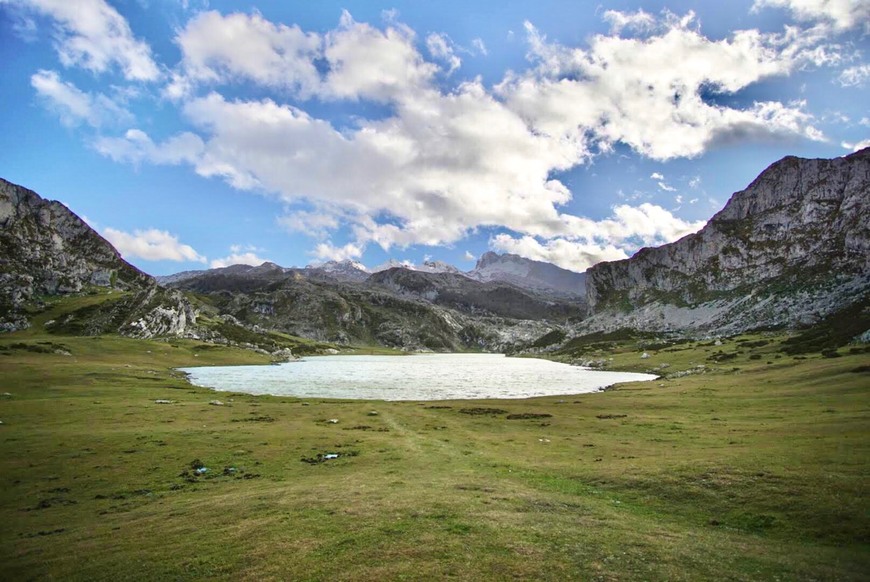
1;324;868;580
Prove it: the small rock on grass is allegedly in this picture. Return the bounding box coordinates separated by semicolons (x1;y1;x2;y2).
209;400;225;406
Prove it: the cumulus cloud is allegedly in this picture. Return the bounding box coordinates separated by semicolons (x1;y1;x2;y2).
102;227;206;262
602;9;656;35
165;10;321;100
312;241;364;262
501;13;827;161
209;245;269;268
16;0;159;80
752;0;870;31
426;33;461;74
464;250;476;261
842;138;870;151
492;202;705;271
94;129;204;167
93;9;835;264
31;69;131;127
491;235;628;272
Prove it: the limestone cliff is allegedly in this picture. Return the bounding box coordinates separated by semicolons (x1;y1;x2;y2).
0;178;196;337
583;148;870;334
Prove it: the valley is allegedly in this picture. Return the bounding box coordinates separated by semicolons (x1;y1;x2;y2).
1;149;868;580
1;305;867;580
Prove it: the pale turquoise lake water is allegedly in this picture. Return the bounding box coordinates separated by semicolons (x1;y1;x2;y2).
181;353;657;401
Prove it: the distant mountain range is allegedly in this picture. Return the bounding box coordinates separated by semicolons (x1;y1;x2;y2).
155;248;588;304
2;148;868;352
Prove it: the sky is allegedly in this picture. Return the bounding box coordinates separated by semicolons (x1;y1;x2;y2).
1;0;868;275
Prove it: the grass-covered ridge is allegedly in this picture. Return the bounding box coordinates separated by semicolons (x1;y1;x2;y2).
1;303;868;580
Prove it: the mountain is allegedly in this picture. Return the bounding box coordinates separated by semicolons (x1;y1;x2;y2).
582;148;870;334
0;178;195;337
167;266;563;351
304;259;370;282
416;260;462;274
468;252;587;298
367;268;583;321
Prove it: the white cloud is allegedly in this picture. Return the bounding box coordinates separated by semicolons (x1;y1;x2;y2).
103;227;206;262
501;13;827;161
752;0;870;31
602;9;656;35
838;64;870;87
17;0;159;81
95;9;829;264
166;10;321;100
471;38;488;56
167;10;438;103
842;138;870;151
322;11;437;102
426;33;461;74
31;69;131;127
278;210;341;239
210;245;269;268
312;242;364;262
650;172;665;180
493;202;705;271
94;129;204;166
491;235;628;272
464;250;476;261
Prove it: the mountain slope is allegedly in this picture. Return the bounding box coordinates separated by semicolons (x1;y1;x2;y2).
367;268;583;321
0;178;195;336
167;266;567;351
469;252;586;298
583;148;870;334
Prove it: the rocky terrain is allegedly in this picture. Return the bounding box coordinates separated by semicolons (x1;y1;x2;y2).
3;148;868;351
165;263;576;351
468;252;587;298
582;148;870;335
0;178;197;338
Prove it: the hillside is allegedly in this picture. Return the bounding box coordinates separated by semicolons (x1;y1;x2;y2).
0;178;197;337
582;148;870;335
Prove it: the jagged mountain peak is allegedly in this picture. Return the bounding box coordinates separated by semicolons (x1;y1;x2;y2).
468;251;586;298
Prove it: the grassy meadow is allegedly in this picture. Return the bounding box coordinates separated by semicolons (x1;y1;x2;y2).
1;298;868;580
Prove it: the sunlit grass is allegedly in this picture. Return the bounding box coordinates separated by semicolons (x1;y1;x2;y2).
1;300;868;580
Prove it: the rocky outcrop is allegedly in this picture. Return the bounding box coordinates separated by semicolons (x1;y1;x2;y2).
0;178;153;331
0;177;198;338
167;265;566;352
468;252;587;298
367;268;584;322
583;148;870;334
120;287;198;339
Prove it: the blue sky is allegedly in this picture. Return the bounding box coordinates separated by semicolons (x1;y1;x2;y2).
1;0;868;275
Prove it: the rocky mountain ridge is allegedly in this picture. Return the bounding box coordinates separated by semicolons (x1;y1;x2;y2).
0;178;197;338
165;250;589;299
582;148;870;334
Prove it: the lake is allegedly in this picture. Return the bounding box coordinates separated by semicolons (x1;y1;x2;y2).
181;354;657;401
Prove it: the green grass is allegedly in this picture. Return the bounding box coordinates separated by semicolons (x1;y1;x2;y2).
1;308;868;580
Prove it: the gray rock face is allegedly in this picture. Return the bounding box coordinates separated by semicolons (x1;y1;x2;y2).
0;178;152;307
0;178;197;338
166;265;570;352
468;252;587;298
584;148;870;333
